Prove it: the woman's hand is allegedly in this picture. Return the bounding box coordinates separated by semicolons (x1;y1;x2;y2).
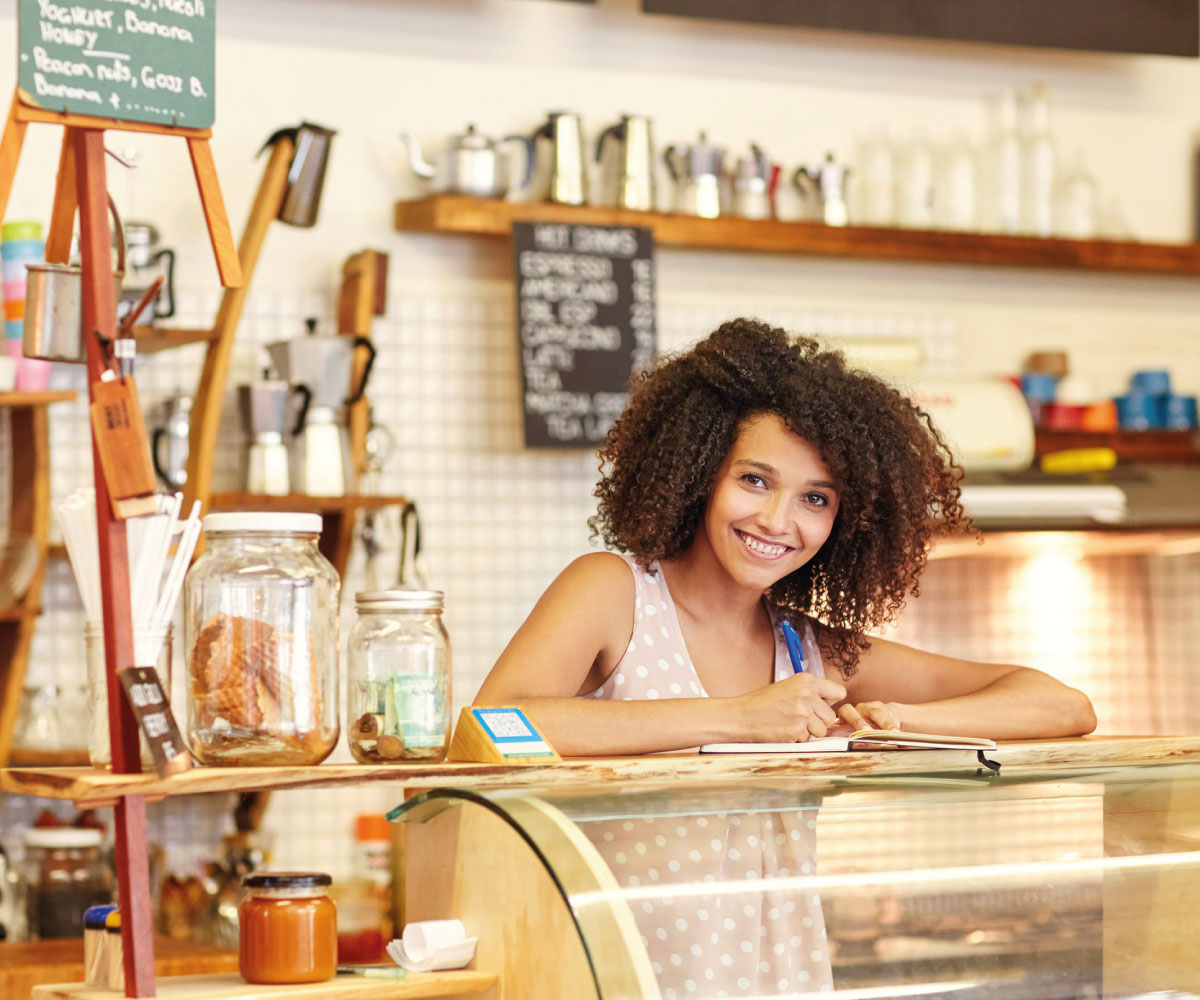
837;700;903;733
733;673;847;742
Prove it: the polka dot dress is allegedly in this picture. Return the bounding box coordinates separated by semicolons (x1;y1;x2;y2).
580;557;834;995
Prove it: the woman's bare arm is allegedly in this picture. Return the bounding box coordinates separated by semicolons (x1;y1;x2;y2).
836;634;1097;739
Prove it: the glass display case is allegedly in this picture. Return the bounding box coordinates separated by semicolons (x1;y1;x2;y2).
394;760;1200;1000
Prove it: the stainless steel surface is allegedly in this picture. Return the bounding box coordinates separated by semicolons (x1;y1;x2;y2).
400;124;531;198
793;152;851;227
531;110;589;205
664;132;726;218
595;114;656;211
266;122;337;228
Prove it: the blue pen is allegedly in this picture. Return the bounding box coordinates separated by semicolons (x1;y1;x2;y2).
781;620;805;674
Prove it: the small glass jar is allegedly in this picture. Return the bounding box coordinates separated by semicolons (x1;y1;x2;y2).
86;621;172;768
185;512;340;766
20;828;115;940
347;590;450;763
238;872;336;984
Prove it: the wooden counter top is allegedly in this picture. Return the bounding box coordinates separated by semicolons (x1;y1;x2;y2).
3;736;1197;807
1;937;237;999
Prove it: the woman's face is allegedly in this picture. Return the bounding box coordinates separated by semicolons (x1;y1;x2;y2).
701;412;840;592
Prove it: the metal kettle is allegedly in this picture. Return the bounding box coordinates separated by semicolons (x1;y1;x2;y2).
664;132;726;218
594;114;656;211
730;143;781;221
400;124;533;199
261;122;337;228
524;111;588;206
149;391;193;490
793;152;851;227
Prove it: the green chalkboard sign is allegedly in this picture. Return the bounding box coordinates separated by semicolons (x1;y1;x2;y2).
17;0;216;129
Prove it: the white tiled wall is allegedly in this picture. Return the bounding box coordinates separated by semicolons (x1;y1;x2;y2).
7;272;1200;880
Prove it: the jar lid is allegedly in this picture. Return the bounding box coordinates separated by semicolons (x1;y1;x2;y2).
241;871;332;889
202;512;323;535
23;827;103;849
84;904;118;929
355;589;444;611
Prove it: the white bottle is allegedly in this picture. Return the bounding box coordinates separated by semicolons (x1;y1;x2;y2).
983;89;1022;234
896;131;935;229
936;132;978;231
858;131;895;227
1022;84;1056;237
1054;150;1098;240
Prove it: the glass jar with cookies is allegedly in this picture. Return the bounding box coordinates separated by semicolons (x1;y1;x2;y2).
184;512;340;766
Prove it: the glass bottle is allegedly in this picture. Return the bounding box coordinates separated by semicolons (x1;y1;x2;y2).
935;131;978;232
982;89;1022;234
1054;150;1098;240
184;512;341;766
1022;83;1056;237
347;590;451;764
895;131;935;229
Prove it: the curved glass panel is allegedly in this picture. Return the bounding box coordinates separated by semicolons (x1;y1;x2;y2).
393;761;1200;999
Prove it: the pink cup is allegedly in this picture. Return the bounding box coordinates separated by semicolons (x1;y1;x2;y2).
3;278;25;302
15;355;50;391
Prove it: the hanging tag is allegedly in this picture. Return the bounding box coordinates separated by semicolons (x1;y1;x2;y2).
89;376;158;518
118;667;194;778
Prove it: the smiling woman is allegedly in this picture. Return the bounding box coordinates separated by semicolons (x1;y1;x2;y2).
475;317;1097;756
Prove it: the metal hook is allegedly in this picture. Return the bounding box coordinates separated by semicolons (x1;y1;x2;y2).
104;147;136;170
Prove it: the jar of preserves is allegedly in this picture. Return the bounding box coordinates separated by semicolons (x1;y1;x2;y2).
238;872;336;984
185;512;340;766
347;590;450;763
19;827;114;940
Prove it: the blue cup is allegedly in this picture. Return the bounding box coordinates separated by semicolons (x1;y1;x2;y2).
4;319;23;341
1115;391;1164;430
1020;372;1058;403
0;238;45;262
1163;394;1199;430
1131;369;1172;396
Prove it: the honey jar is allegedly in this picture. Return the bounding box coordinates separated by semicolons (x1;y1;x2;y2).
238;872;337;984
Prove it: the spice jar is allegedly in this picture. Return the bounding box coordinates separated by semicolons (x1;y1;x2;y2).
347;590;451;763
238;872;336;984
20;828;115;940
185;512;340;766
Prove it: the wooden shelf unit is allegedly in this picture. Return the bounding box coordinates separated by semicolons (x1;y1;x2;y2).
0;391;76;768
394;194;1200;277
31;970;497;1000
132;326;218;355
5;736;1199;807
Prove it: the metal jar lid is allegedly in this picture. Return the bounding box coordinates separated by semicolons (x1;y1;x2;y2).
241;871;331;889
202;512;322;535
355;589;444;612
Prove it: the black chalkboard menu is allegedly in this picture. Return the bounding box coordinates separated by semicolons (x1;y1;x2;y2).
513;221;656;448
18;0;216;127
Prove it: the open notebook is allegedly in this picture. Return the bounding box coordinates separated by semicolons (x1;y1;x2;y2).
700;730;997;753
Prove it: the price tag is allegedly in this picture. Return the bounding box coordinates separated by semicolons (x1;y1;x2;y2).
117;667;193;778
89;377;158;518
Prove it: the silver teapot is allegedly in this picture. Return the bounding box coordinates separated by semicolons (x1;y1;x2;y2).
730;143;781;221
400;124;532;199
595;114;656;211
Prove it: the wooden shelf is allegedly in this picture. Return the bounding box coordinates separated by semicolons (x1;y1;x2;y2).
132;326;218;355
1035;428;1200;464
394;194;1200;277
5;736;1199;807
0;391;76;408
31;970;497;1000
0;605;40;621
210;493;410;513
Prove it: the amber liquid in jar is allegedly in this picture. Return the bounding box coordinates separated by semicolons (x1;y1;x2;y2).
238;873;337;984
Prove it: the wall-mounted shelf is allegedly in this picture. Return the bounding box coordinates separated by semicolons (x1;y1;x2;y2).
210;492;409;514
394;194;1200;277
0;391;76;407
5;736;1198;807
32;970;497;1000
132;326;218;355
1035;428;1200;464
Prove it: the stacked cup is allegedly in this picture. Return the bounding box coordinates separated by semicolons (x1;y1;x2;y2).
1;220;50;391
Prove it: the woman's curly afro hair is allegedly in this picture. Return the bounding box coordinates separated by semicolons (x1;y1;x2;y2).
589;317;971;676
